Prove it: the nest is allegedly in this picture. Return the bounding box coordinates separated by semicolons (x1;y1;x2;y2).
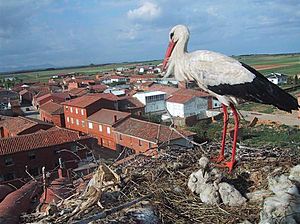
22;142;300;224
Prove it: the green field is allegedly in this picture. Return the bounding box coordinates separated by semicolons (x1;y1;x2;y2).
1;54;300;82
0;60;162;82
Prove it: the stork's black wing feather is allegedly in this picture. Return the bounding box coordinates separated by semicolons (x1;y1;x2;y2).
207;62;299;112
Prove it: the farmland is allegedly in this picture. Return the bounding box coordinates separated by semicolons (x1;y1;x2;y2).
1;53;300;82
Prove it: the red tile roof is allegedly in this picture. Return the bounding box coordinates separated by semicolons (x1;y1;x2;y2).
117;96;145;109
87;109;130;125
167;94;195;104
0;128;90;156
114;118;195;143
0;116;53;135
148;84;179;96
89;84;108;92
174;88;210;97
167;88;210;104
68;88;88;97
62;93;118;108
39;101;64;115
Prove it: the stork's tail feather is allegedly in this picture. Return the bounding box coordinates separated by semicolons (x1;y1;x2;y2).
241;62;299;113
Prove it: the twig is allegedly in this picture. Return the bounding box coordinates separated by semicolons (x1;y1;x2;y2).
73;193;154;224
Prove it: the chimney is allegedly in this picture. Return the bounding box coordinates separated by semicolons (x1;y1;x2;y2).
114;115;118;123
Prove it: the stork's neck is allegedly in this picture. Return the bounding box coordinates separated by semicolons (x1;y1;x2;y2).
172;37;188;59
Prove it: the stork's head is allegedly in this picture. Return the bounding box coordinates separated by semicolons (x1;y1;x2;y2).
163;25;190;70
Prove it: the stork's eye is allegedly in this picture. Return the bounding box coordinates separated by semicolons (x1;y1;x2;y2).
170;32;174;40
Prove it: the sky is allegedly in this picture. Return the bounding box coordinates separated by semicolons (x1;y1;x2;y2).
1;0;300;72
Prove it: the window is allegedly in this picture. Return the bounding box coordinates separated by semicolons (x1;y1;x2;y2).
75;108;78;114
66;117;70;123
139;140;142;146
4;157;14;166
70;107;73;113
28;152;36;160
82;120;85;127
76;119;79;125
71;117;74;124
107;127;111;134
119;134;122;140
88;122;93;129
99;125;102;132
81;109;84;115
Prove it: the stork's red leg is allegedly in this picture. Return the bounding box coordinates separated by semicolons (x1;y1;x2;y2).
215;103;239;172
212;104;228;163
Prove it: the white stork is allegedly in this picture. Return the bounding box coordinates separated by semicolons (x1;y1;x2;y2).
163;24;299;172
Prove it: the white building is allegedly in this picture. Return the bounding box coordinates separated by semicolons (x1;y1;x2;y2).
133;91;166;114
102;76;128;84
266;73;288;85
166;94;208;119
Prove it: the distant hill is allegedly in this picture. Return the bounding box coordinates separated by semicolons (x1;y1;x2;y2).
0;64;56;74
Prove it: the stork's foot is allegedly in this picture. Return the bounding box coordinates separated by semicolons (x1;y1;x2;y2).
211;154;225;163
215;160;236;173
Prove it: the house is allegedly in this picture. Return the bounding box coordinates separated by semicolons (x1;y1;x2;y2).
19;89;33;103
68;88;88;98
0;116;53;138
129;75;157;83
147;84;179;97
266;73;288;85
102;75;128;84
164;90;210;125
117;96;145;116
114;118;195;153
39;101;65;127
104;88;126;96
62;93;118;133
88;84;108;93
0;90;20;107
0;127;96;183
133;91;166;114
87;109;130;150
33;92;70;110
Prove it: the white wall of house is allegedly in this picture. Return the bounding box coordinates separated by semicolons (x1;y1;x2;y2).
184;97;208;117
166;97;208;118
166;102;184;117
134;91;166;113
145;101;165;113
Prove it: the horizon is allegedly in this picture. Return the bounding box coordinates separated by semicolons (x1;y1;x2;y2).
1;1;300;73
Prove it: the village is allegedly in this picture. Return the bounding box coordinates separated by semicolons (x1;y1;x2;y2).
0;61;299;223
1;0;300;222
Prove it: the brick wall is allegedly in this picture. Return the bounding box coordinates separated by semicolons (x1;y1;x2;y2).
87;122;117;150
40;110;65;127
115;132;157;153
64;99;117;133
0;138;95;183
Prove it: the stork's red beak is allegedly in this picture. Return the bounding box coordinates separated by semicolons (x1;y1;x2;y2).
162;40;176;71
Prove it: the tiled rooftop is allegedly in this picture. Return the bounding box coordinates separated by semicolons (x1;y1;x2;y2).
0;128;90;156
39;101;64;115
114;118;195;143
167;94;195;104
87;109;130;125
62;93;118;108
0;116;53;135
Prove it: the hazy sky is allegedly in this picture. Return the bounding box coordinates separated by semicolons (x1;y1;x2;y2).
1;0;300;71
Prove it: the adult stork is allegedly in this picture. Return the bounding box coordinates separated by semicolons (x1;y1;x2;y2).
163;24;299;172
